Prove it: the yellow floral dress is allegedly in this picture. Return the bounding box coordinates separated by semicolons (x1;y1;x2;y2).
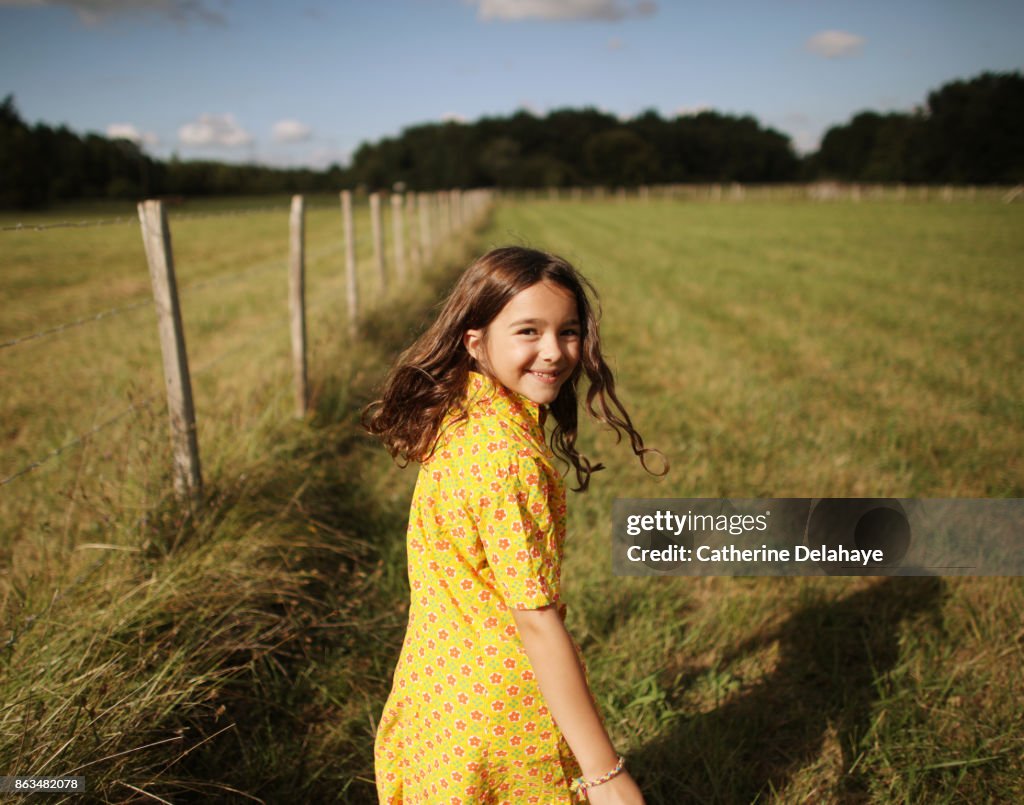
374;371;583;804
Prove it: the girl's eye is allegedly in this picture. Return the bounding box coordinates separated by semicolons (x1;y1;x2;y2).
518;328;537;336
562;328;579;337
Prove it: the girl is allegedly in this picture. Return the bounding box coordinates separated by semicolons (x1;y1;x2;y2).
365;246;662;804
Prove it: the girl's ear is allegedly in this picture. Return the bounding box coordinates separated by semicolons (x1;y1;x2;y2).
463;329;483;361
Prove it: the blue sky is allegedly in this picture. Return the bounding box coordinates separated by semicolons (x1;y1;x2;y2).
1;0;1021;168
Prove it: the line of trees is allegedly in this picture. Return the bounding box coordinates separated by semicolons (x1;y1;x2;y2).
810;72;1023;184
1;71;1021;209
348;107;799;189
0;97;344;208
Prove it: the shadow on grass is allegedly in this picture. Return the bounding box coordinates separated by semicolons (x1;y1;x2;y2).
634;577;947;804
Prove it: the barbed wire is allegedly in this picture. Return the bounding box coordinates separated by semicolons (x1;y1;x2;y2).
169;204;289;221
0;391;161;488
1;217;135;232
0;199;355;234
2;232;344;352
3;288;388;493
0;199;483;658
1;207;406;485
0;299;153;350
0;346;253;489
0;206;282;233
1;308;301;489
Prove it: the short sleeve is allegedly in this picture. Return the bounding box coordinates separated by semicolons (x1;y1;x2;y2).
473;449;561;610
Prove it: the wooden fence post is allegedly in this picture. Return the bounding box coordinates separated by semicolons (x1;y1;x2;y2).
436;191;445;238
137;200;202;505
288;194;308;418
340;190;359;340
449;188;459;232
419;192;433;264
370;191;387;293
406;191;421;273
437;191;449;240
391;192;407;282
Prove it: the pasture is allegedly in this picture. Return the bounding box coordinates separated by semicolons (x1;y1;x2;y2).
1;194;1021;802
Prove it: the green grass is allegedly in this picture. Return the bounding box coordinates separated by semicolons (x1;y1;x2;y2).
1;194;1021;803
485;197;1023;803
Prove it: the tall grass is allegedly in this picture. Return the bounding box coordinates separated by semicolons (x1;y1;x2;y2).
2;195;486;801
2;195;1021;802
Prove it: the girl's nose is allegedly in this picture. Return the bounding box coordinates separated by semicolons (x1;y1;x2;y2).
540;333;564;362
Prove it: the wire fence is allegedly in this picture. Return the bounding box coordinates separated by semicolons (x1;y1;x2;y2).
0;392;160;488
2;188;492;494
0;197;368;235
1;217;136;232
15;179;1004;496
0;312;296;489
3;182;1020;236
1;187;493;666
0;202;299;234
1;299;152;350
0;256;284;353
4;178;1013;672
2;214;347;352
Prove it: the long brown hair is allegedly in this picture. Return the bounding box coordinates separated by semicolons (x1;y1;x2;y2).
361;246;665;491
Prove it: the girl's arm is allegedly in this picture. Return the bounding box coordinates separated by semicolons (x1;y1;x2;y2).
512;606;645;804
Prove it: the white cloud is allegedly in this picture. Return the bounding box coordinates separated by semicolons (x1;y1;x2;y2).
792;130;820;155
106;122;159;146
272;119;312;143
441;112;467;123
470;0;657;22
675;104;711;117
178;114;253;147
309;146;350;170
0;0;225;25
805;30;865;59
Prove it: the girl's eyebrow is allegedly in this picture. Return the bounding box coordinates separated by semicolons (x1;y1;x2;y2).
507;317;581;327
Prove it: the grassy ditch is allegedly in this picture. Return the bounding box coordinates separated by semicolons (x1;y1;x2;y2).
2;195;489;801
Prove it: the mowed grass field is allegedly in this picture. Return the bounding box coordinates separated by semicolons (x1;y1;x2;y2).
1;194;1022;803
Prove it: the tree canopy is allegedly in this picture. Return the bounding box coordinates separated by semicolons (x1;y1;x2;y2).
0;96;342;209
347;107;799;190
810;71;1023;184
1;70;1021;209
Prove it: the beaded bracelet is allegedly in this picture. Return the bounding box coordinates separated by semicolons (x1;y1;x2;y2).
570;756;626;801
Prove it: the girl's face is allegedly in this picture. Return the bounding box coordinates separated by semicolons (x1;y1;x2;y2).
463;280;581;406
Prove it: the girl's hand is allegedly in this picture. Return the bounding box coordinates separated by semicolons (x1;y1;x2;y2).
583;770;646;805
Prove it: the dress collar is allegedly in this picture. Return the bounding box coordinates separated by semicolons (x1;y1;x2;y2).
466;371;546;440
